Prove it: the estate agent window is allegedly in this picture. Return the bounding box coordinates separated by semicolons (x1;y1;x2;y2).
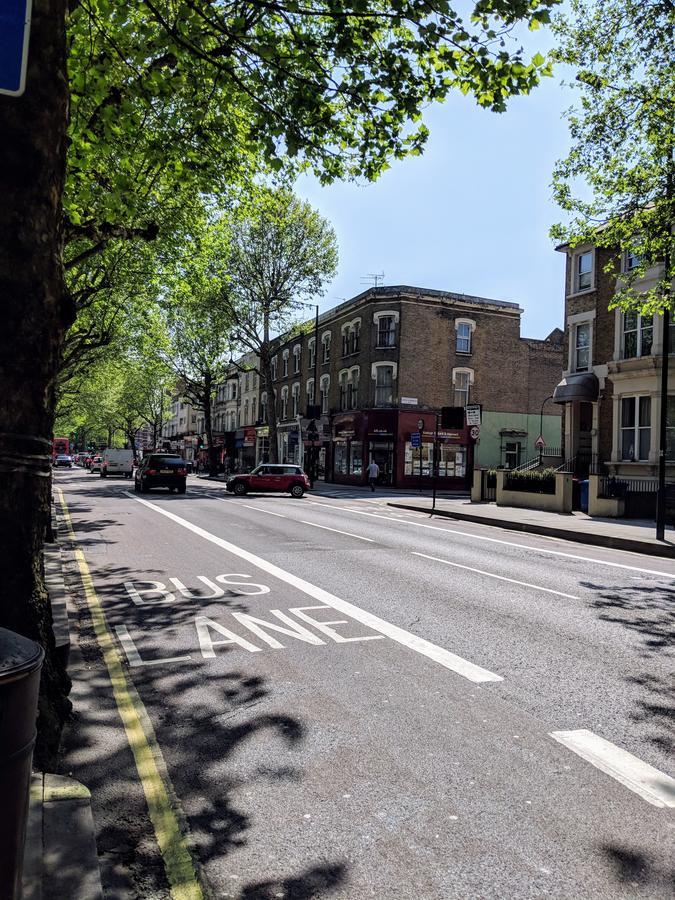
574;322;591;371
575;251;593;292
621;396;651;461
622;311;653;359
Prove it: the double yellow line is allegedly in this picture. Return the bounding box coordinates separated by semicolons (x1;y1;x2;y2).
57;489;204;900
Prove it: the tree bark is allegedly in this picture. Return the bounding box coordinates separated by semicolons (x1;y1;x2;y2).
203;374;219;476
0;0;73;767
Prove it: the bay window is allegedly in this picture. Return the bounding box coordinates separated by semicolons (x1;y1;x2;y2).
622;311;653;359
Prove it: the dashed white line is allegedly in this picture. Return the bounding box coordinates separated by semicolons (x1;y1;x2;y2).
300;521;375;543
550;729;675;808
302;500;675;577
412;552;580;600
237;502;287;519
124;492;503;684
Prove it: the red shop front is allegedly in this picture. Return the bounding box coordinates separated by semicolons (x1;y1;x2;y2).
331;409;472;489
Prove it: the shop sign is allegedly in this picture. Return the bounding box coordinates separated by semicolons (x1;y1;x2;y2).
257;426;269;437
465;404;482;426
401;397;418;406
244;427;257;446
437;431;461;441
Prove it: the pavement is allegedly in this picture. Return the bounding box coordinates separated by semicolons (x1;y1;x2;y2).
49;469;675;899
385;495;675;558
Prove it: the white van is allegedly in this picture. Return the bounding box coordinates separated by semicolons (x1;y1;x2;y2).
101;448;134;478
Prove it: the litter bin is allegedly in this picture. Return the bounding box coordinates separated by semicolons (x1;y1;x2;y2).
0;628;44;900
579;479;590;513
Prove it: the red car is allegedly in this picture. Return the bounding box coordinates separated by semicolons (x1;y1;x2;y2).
227;464;310;498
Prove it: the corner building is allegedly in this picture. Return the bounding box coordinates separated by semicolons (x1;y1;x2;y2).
267;286;563;490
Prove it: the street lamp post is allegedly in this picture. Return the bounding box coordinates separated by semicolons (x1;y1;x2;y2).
656;305;670;541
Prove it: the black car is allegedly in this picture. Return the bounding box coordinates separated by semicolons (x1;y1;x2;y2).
134;454;188;493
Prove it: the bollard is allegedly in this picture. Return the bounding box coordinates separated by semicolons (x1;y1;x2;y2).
0;628;44;900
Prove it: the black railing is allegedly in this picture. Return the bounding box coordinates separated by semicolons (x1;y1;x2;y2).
598;477;659;498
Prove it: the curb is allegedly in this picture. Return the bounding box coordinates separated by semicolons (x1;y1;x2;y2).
23;774;103;900
43;544;70;668
387;502;675;559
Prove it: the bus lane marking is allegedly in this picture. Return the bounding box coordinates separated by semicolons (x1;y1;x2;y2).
124;492;503;684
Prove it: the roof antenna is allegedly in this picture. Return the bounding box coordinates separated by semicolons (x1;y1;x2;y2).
360;271;385;288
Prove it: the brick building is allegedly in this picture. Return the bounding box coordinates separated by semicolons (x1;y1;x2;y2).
553;242;675;486
264;286;563;489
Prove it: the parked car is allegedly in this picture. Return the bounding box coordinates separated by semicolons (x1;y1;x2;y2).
89;456;103;473
134;453;187;493
101;448;134;478
53;454;72;468
226;464;310;498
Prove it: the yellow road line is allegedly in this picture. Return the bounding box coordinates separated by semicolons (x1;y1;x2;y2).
57;489;203;900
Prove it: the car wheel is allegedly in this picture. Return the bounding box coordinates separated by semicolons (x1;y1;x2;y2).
233;481;247;496
290;484;304;498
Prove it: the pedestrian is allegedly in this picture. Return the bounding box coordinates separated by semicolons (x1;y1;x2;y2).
367;459;379;492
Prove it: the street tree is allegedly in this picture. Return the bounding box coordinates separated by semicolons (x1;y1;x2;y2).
1;0;558;761
223;188;338;462
551;0;674;310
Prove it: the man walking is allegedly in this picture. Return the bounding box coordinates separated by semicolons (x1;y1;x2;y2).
367;459;379;492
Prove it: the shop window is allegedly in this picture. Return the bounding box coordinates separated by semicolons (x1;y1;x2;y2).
350;441;363;475
374;365;394;407
404;441;433;477
574;322;591;371
334;442;348;474
621;396;651;461
622;311;653;359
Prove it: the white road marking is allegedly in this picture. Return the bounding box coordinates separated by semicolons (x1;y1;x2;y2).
300;520;375;543
412;552;580;600
302;501;675;578
550;729;675;808
124;492;502;683
232;501;287;519
114;625;192;667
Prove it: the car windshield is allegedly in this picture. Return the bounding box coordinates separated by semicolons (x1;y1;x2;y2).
149;456;183;466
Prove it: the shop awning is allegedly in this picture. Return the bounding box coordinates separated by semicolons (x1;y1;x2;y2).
552;372;599;404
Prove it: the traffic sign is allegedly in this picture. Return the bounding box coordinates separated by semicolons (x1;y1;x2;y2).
0;0;32;97
535;434;547;450
470;426;480;440
465;404;482;426
410;432;421;448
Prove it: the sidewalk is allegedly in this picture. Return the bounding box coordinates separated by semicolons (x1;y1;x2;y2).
387;497;675;558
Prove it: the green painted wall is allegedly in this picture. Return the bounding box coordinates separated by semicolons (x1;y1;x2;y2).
474;412;563;470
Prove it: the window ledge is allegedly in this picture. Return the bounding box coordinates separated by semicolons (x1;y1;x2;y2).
375;345;397;351
456;351;473;357
566;287;595;299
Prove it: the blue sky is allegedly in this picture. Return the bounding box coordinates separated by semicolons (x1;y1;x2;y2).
295;25;574;340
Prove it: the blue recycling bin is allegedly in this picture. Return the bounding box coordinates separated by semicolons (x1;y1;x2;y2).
579;479;589;513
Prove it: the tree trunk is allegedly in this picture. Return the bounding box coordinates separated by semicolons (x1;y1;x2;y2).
203;375;219;476
261;350;279;463
0;0;72;767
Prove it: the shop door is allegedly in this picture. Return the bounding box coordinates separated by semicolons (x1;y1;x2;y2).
369;441;393;485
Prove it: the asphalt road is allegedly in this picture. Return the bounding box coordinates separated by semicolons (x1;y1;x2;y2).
56;469;675;899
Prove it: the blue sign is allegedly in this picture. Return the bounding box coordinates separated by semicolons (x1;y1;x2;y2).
0;0;32;96
410;432;421;448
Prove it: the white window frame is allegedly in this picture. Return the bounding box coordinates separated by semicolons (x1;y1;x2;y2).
572;248;594;294
454;318;476;355
621;310;653;360
371;362;397;407
338;369;349;411
308;338;316;370
306;378;315;414
293;345;301;373
291;382;300;417
373;309;399;348
282;349;289;377
320;374;330;415
321;331;331;364
349;366;360;409
620;395;651;461
280;385;289;420
451;367;474;408
270;357;277;381
622;246;642;273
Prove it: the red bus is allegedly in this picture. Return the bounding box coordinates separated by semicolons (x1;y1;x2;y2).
52;437;70;458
